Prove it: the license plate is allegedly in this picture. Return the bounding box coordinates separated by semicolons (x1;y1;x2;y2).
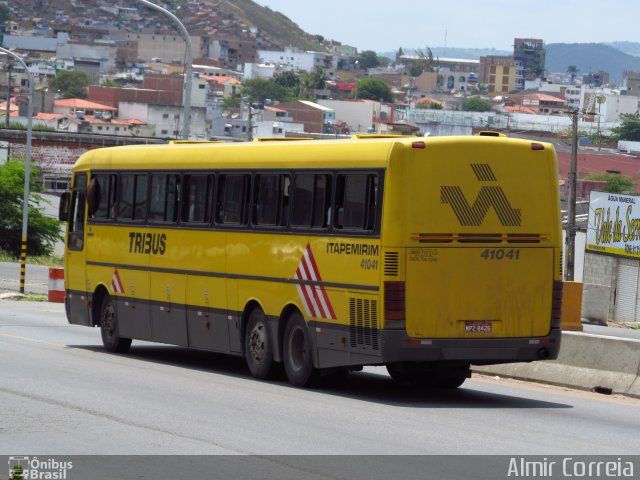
464;321;492;333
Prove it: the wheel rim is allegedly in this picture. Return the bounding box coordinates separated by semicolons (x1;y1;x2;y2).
248;322;266;363
102;302;116;339
288;325;306;372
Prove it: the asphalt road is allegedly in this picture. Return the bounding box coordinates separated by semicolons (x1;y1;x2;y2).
1;300;639;458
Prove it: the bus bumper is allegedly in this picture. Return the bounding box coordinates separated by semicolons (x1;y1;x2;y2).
378;327;562;365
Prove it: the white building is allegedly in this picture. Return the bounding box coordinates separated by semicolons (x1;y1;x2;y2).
318;99;391;133
580;87;640;123
243;62;276;80
537;82;582;109
118;102;207;139
258;46;337;77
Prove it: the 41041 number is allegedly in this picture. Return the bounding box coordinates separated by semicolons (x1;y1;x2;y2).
480;248;520;260
360;259;379;270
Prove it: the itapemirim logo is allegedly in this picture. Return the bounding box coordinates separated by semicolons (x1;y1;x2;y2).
8;457;73;480
440;163;522;227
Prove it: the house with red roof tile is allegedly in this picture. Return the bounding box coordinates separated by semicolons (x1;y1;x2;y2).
521;93;571;115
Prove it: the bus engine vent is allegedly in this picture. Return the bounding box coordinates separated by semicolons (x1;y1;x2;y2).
349;298;379;350
384;251;399;276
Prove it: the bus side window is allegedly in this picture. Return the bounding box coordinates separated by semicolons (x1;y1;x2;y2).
334;173;377;231
149;174;180;223
68;173;87;251
118;174;148;222
291;174;331;229
182;174;213;224
91;174;117;221
216;174;250;225
254;174;289;227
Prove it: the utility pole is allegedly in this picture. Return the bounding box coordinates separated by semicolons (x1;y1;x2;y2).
247;103;253;141
565;110;579;281
5;63;11;127
0;47;34;294
136;0;192;139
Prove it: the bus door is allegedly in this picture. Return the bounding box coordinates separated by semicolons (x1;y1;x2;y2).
66;172;90;325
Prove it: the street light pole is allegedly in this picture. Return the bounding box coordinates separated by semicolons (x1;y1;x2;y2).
0;47;34;294
565;109;579;281
136;0;192;139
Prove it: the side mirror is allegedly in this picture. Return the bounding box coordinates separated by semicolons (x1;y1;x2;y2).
58;191;70;221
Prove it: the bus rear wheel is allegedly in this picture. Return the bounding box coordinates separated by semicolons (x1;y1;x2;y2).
386;362;469;389
283;312;319;388
100;295;132;353
244;307;276;380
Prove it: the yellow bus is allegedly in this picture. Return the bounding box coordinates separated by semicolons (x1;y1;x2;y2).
59;134;563;388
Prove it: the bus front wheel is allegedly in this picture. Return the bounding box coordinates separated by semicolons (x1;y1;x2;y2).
283;312;319;388
100;295;132;353
244;307;276;380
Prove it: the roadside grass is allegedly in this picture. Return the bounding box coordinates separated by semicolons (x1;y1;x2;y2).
0;250;63;266
22;294;48;302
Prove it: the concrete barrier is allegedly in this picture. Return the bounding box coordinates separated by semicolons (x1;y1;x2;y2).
473;331;640;398
48;267;65;303
561;281;583;331
581;283;610;326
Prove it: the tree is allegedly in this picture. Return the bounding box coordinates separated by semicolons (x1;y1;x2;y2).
416;102;443;110
408;46;438;77
356;77;393;103
49;70;91;99
221;93;241;110
584;172;635;194
0;160;62;258
0;4;12;24
355;50;380;69
310;66;328;90
240;78;291;104
611;113;640;141
273;71;300;89
462;96;493;112
101;79;122;88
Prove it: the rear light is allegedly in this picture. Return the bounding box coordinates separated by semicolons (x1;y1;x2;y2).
531;143;545;150
551;280;563;328
384;281;406;329
411;141;426;149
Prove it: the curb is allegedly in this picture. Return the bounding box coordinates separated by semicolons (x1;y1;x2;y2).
473;331;640;398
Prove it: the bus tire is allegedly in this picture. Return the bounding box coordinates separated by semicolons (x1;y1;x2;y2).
100;295;131;353
244;307;276;380
283;311;319;388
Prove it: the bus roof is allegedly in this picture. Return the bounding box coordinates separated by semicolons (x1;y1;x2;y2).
72;135;553;171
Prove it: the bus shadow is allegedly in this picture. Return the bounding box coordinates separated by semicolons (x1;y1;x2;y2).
70;344;572;410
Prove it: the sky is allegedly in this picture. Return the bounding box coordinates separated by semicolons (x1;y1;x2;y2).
253;0;640;53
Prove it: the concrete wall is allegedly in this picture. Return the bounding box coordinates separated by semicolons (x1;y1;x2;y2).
474;331;640;398
582;252;617;324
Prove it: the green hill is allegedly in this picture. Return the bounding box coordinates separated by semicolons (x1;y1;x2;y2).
214;0;324;51
545;43;640;84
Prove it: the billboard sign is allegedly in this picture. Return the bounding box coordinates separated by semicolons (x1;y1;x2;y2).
586;191;640;257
